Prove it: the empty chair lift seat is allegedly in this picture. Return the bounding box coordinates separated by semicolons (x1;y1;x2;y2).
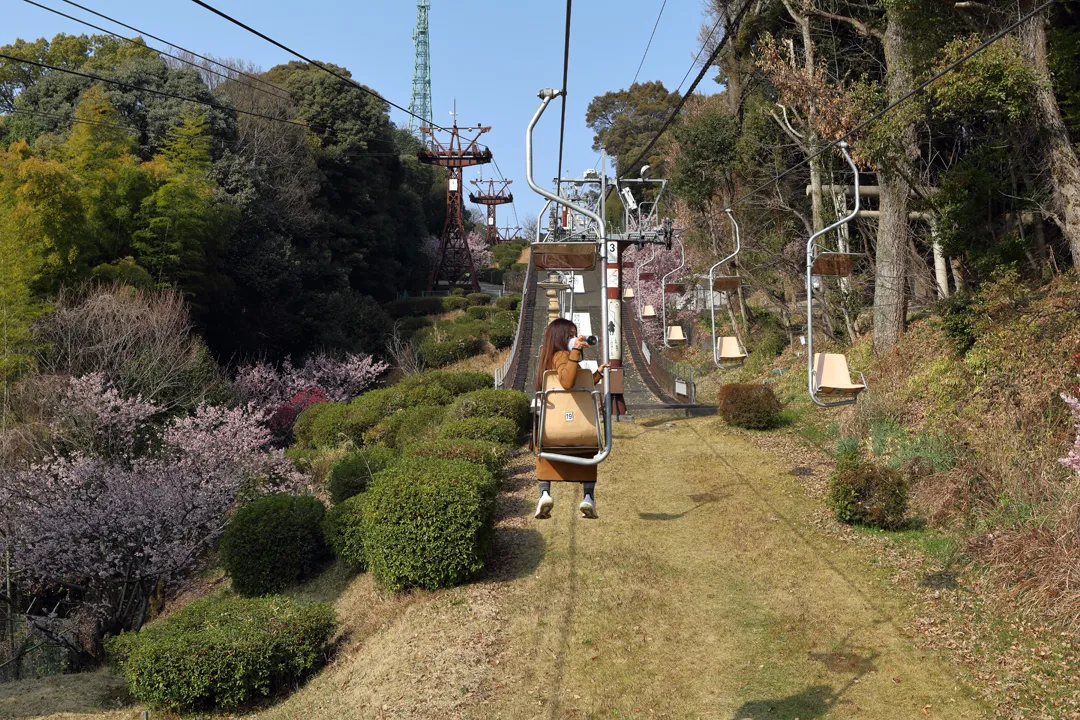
717;336;747;361
666;325;686;344
534;369;601;483
531;242;597;271
642;305;657;318
712;275;740;292
813;353;865;397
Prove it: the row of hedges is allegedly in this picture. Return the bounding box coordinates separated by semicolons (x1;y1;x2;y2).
385;291;515;319
414;310;518;366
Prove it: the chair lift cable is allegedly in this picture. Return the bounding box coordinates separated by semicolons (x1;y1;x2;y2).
556;0;573;194
632;0;668;87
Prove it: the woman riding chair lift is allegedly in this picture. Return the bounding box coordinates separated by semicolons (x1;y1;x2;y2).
709;208;748;369
806;141;867;407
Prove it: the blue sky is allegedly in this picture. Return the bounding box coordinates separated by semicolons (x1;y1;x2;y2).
6;0;719;228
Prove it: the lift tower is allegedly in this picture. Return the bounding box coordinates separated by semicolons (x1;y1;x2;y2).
469;178;513;245
419;119;492;291
408;0;432;139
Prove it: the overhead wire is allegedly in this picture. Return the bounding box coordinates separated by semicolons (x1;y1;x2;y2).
555;0;573;193
0;52;310;127
58;0;289;99
632;0;667;87
618;0;753;180
678;12;724;94
22;0;292;103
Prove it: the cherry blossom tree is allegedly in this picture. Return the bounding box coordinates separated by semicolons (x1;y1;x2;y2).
1061;382;1080;477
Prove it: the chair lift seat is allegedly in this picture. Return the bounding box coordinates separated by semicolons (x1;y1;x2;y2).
642;304;657;318
664;283;686;294
639;272;657;282
623;287;635;299
712;276;740;292
813;353;866;395
531;242;598;271
811;252;861;277
536;368;601;453
666;325;686;344
717;336;747;360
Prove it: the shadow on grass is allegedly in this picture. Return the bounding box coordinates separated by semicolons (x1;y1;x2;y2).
638;487;733;521
732;685;837;719
486;526;546;583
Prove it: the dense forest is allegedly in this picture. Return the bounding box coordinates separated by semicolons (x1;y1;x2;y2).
0;33;448;368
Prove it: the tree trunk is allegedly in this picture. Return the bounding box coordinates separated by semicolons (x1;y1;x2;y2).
1019;0;1080;265
872;11;917;354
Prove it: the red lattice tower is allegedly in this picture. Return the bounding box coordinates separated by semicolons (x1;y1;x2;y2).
469;178;513;245
418;121;492;291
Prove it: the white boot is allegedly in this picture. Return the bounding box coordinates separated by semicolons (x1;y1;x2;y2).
579;495;598;519
535;492;554;520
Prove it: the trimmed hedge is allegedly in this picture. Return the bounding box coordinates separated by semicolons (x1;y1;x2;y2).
486;321;514;349
443;296;469;311
361;457;497;591
447;388;530;432
827;464;909;530
430;371;493;395
466;305;499;321
406;439;509;478
364;404;446;448
107;595;337;712
438;416;519;446
494;294;520;311
323;494;366;570
327;444;398;504
418;336;483;367
304;402;354;449
466;292;491;306
221;495;329;597
293;401;336;449
385;297;447;319
450;287;465;297
717;383;782;430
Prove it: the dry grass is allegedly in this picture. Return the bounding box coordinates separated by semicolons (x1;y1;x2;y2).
0;670;135;719
441;346;508;375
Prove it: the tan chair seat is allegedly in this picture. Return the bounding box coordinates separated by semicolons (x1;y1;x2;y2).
813;353;865;393
537;369;600;452
622;287;635;299
712;276;740;292
531;242;597;270
717;336;747;360
666;325;686;344
642;305;657;318
811;252;861;277
664;283;686;294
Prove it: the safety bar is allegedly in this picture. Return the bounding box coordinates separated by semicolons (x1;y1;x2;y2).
526;88;612;466
806;141;862;408
708;209;742;369
660;235;686;349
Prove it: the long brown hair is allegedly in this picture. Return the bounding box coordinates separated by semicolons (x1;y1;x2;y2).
534;317;577;391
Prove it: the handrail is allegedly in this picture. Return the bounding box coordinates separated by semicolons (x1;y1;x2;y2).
525;88;612;466
661;236;686;349
806;141;860;408
494;249;536;388
709;209;743;369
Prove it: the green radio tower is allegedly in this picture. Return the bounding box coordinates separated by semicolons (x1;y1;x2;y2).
408;0;432;138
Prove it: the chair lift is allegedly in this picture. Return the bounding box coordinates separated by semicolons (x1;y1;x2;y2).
661;236;687;347
525;87;612;468
708;209;748;369
636;244;658;321
806;141;867;407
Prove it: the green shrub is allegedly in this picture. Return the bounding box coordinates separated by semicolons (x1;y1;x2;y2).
395;315;432;340
405;439;509;477
442;296;469;311
327;444;398;504
717;383;782;430
494;295;520;312
221;495;329;597
431;371;494;395
361;457;497;591
493;310;516;325
385;374;455;409
833;436;862;473
487;321;514;349
438;416;519;446
466;292;491;306
293;401;336;449
107;595;336;712
450;287;465;297
466;305;498;321
418;336;482;367
305;402;353;449
364;404;446;448
827;464;909;530
323;495;366;570
448;388;530;431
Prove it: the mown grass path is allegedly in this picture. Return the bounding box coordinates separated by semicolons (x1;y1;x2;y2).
11;417;985;719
